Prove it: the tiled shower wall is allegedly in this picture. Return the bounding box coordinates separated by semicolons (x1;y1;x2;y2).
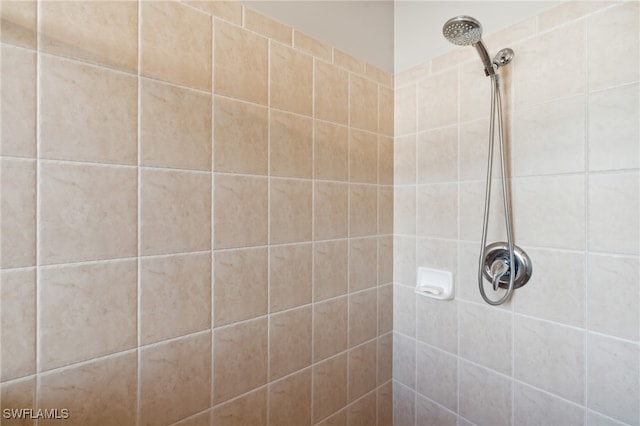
0;1;394;425
393;1;639;425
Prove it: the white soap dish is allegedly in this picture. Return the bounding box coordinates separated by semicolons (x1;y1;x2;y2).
415;267;454;300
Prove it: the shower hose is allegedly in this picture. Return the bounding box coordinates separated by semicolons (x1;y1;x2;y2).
477;73;515;306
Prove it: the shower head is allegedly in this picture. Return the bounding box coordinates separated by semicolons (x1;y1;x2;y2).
442;15;482;46
442;15;508;77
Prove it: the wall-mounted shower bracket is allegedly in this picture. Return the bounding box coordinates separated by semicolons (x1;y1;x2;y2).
483;48;515;76
482;242;532;290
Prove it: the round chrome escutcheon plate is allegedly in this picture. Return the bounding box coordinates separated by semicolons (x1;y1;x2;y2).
482;242;533;289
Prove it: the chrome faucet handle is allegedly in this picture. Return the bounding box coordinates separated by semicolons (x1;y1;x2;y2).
490;259;509;291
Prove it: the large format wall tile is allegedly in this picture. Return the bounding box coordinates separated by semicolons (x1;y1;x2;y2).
350;184;378;237
350;74;378;132
416;343;457;412
514;21;586;108
139;333;211;426
270;42;312;115
349;237;377;292
459;360;512;426
269;370;311;426
39;260;137;371
314;182;348;240
348;341;377;402
214;247;268;326
514;316;585;404
315;60;349;125
417;126;458;183
417;71;457;131
0;378;35;425
587;2;639;90
140;78;212;171
269;243;312;312
588;171;639;255
270;110;313;178
350;129;378;184
313;354;347;423
587;333;640;425
459;301;512;375
513;96;586;176
314;240;348;301
140;168;211;255
417;183;457;239
212;388;266;426
416;296;457;353
587;254;640;341
40;56;137;165
269;306;312;380
214;19;268;104
0;158;36;268
213;318;268;404
270;178;312;244
140;253;212;344
512;174;585;250
1;44;36;158
40;1;138;72
39;352;137;426
39;162;137;265
314;121;348;181
348;288;377;347
588;83;639;171
0;268;36;381
141;1;211;90
214;174;268;249
514;248;586;327
416;394;457;426
214;96;268;175
0;1;36;48
514;382;585;426
314;296;348;362
244;7;291;44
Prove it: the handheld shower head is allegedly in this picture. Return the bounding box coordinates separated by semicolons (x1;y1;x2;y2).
442;15;512;77
442;15;482;46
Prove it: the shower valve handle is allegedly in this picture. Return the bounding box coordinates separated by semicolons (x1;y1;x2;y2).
490;259;509;291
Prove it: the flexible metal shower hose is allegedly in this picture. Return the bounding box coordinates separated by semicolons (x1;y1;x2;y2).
477;73;516;306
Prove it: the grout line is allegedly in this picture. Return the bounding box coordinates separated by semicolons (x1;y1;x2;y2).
34;157;137;169
505;58;517;425
34;1;42;423
136;0;142;424
266;35;272;426
210;11;216;412
36;49;138;79
412;67;421;420
32;347;140;380
455;61;464;424
391;167;640;187
346;68;352;409
583;17;591;424
310;52;316;426
26;251;211;271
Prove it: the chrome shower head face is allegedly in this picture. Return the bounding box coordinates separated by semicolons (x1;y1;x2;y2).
442;16;482;46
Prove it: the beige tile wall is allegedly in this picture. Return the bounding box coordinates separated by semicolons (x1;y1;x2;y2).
0;1;393;425
393;2;639;426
